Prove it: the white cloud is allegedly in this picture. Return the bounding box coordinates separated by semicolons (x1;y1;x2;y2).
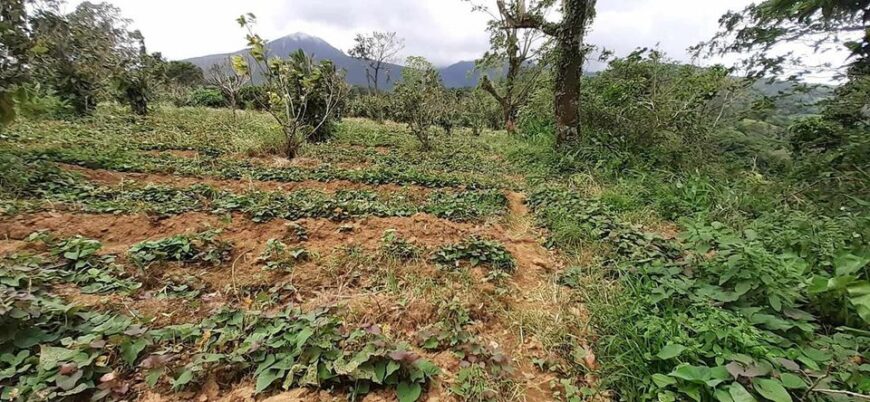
65;0;852;75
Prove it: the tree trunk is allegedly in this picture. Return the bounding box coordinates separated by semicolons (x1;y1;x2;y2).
504;107;517;133
284;126;300;159
553;0;592;146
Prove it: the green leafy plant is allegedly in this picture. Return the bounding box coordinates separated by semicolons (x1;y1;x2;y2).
431;236;516;273
381;229;421;261
164;309;439;400
128;230;232;269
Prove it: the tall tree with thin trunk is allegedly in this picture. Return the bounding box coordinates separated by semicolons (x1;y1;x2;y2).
496;0;596;146
467;0;547;133
348;31;405;93
208;60;248;119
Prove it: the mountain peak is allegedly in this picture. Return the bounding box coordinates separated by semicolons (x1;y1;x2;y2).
182;32;489;88
272;32;322;42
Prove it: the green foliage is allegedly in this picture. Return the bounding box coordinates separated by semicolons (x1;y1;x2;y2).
580;49;735;167
128;230;232;269
0;259;437;400
187;86;227;108
238;85;269;110
169;309;438;400
29;2;141;116
235;15;348;158
431;236;515;274
697;0;870;78
381;230;421;261
393;56;445;151
346;93;392;122
0;258;146;400
450;366;499;401
258;239;309;271
529;186;869;401
11;83;72;120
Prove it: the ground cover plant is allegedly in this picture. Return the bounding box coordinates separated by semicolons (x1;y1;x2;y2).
1;0;867;400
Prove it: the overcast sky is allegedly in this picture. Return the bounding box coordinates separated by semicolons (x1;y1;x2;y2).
64;0;853;77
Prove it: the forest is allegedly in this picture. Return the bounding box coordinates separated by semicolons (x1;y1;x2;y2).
0;0;868;401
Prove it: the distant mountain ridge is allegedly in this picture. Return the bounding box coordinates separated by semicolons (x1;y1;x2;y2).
183;32;484;89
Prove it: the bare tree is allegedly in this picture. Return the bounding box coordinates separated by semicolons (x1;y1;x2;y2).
496;0;596;146
348;31;405;93
468;0;547;133
208;59;248;119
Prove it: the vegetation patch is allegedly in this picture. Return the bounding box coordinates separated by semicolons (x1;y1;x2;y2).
431;236;516;274
128;230;232;269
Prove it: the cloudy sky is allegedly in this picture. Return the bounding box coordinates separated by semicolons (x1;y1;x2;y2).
64;0;851;77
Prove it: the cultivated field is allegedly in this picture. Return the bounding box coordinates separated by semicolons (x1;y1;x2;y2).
1;106;605;401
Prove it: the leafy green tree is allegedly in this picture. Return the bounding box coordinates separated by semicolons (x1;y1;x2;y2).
29;2;140;116
165;61;203;87
697;0;869;80
393;56;444;150
494;0;597;146
466;0;547;133
235;14;348;159
114;36;166;116
0;0;28;128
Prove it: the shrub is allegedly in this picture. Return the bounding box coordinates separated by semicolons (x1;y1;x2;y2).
238;85;269;110
393;56;444;151
188;87;227;108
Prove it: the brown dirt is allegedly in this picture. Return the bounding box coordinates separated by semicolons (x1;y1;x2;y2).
60;164;435;199
2;176;588;400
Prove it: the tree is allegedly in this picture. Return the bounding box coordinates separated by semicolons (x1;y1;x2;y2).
0;0;31;128
165;61;203;87
696;0;869;81
393;56;444;151
235;14;348;159
348;31;405;93
467;0;547;133
115;39;165;116
494;0;597;146
208;61;248;119
29;2;140;116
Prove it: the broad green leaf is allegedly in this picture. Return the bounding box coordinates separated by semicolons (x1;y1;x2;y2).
778;373;805;389
670;364;710;383
121;339;148;365
255;368;281;393
38;346;79;371
728;383;757;402
715;388;735;402
172;368;194;388
753;378;792;402
850;293;870;323
397;382;422;402
653;373;678;388
657;344;687;360
834;253;868;276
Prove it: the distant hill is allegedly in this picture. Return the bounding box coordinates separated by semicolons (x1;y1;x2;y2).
183;33;486;89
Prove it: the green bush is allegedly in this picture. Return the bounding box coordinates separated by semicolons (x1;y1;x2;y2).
188;87;227;108
239;85;269;110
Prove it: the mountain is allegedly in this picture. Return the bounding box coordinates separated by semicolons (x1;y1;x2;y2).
182;33;485;89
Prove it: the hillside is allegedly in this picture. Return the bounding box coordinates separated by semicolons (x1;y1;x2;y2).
183;33;484;88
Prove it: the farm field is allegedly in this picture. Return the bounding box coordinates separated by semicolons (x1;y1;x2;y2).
2;0;867;400
2;107;604;401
